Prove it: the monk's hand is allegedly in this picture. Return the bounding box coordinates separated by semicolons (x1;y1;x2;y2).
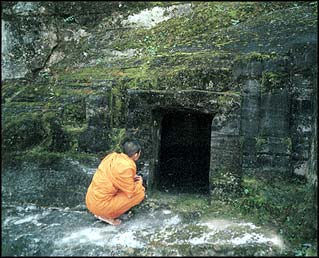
134;175;142;182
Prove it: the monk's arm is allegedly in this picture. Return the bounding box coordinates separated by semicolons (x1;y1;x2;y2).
116;168;144;198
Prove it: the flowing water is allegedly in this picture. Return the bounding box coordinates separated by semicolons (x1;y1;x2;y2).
1;158;288;256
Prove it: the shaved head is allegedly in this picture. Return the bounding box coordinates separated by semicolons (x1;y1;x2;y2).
123;140;141;157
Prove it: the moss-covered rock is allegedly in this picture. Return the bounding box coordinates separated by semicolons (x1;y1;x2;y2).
2;112;47;152
1;3;317;253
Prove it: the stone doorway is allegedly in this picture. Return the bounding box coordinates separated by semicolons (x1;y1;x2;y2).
156;109;213;194
126;89;241;196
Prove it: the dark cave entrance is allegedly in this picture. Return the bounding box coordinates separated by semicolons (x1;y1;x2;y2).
157;110;213;194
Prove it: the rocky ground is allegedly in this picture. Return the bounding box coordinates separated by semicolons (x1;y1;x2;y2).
3;156;315;256
2;191;287;256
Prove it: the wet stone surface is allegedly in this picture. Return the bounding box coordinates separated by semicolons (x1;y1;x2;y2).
1;159;287;256
2;200;286;256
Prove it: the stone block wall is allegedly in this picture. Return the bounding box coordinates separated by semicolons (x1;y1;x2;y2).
210;111;242;197
234;44;317;179
1;2;317;198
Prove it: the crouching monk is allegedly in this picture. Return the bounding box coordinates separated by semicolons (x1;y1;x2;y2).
86;140;145;225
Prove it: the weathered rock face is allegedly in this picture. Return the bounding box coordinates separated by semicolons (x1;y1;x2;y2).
1;2;317;199
1;2;58;79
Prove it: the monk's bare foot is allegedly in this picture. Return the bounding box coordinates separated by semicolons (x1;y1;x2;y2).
95;215;122;226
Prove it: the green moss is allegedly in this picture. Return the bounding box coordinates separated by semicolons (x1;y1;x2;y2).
61;99;86;127
108;128;126;152
53;38;244;92
2;112;47;152
110;87;123;127
55;62;158;89
234;51;279;63
233;175;317;248
281;137;292;154
55;66;116;81
149;191;211;215
216;92;241;106
64;125;87;135
261;71;289;93
210;166;242;202
2;147;98;167
63;125;88;151
110;2;310;55
255;137;267;147
2;83;55;103
54;51;233;91
47;2;316;91
42;113;72;152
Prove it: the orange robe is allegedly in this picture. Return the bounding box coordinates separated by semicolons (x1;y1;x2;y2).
85;152;145;219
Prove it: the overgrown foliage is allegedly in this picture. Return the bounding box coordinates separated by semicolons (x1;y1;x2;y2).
232;175;317;255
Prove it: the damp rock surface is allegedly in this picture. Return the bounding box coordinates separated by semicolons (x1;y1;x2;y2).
2;160;288;258
2;202;286;256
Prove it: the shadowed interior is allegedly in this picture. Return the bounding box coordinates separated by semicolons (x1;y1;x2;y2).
158;110;213;194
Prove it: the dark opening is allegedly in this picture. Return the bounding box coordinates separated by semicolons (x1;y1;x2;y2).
158;110;212;194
